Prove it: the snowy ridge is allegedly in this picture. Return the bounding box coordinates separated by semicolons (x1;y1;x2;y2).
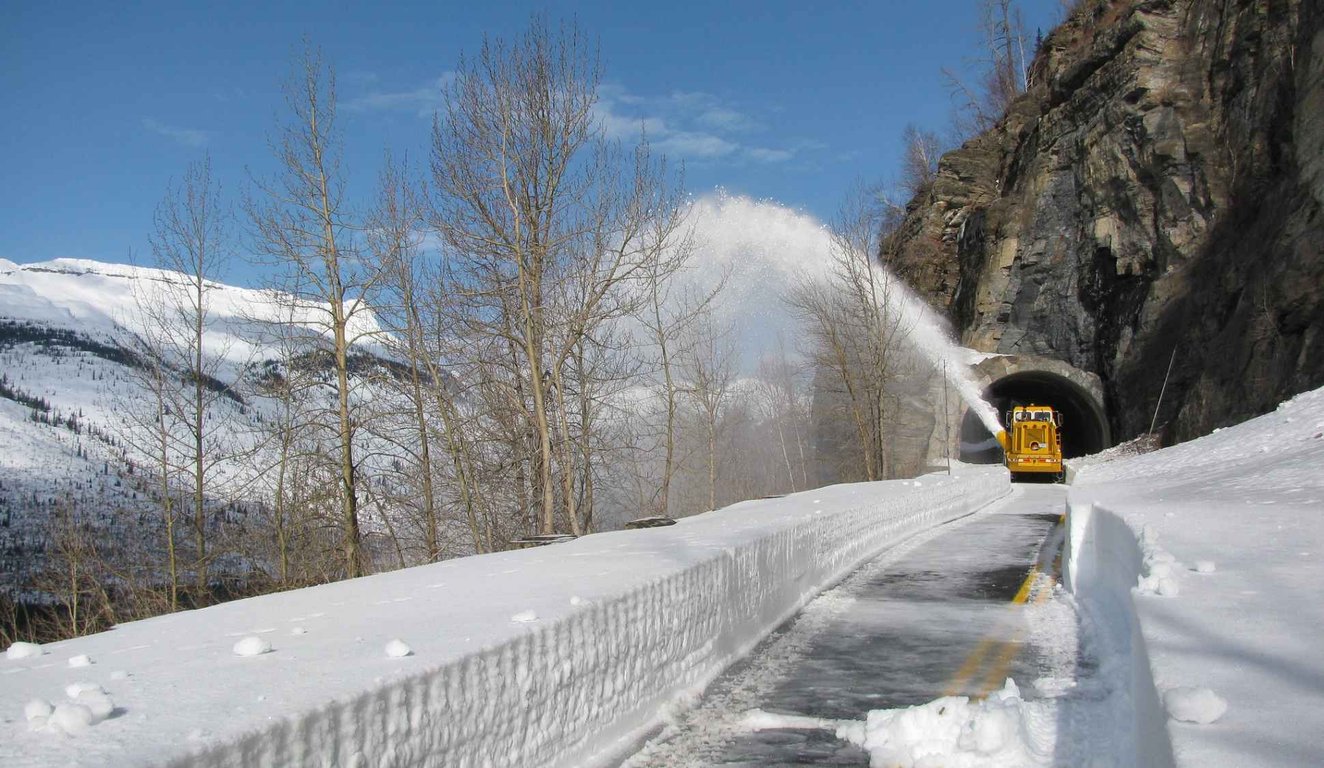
1066;386;1324;767
0;468;1008;767
0;258;388;361
0;258;404;588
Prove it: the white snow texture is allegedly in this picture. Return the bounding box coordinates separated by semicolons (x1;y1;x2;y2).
0;468;1008;767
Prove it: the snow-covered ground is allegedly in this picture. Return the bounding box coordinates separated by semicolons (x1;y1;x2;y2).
0;467;1007;767
768;386;1324;768
1065;386;1324;767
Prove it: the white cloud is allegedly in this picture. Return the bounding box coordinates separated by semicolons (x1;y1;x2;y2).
656;131;739;160
142;118;211;148
342;74;454;118
594;84;808;166
745;147;795;163
697;106;758;133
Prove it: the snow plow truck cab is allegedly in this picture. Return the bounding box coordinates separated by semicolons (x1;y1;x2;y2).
994;405;1064;482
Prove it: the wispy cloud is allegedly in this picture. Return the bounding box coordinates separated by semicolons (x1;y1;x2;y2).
594;85;812;166
342;74;454;118
142;118;211;147
744;147;794;163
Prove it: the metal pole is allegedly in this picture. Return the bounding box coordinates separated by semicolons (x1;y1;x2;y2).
1149;347;1177;435
943;360;952;475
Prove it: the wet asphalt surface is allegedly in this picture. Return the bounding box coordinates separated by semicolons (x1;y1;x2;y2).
624;484;1068;767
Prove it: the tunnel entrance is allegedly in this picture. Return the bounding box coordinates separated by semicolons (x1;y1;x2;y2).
959;370;1110;464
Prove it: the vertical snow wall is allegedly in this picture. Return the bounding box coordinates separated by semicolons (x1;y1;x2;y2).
1063;501;1176;768
176;473;1008;768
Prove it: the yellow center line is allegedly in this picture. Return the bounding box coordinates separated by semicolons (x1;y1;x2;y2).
976;573;1056;694
940;563;1041;698
941;517;1066;699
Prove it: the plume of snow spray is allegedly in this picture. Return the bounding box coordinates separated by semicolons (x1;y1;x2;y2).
669;193;1003;436
867;264;1004;437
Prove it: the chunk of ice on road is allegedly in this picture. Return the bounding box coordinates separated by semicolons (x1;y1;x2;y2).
1194;560;1216;574
384;639;413;658
5;641;43;660
1164;686;1227;724
291;626;308;635
232;636;272;657
68;654;93;668
511;610;538;623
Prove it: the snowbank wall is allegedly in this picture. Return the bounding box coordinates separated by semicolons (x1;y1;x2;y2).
1063;500;1175;768
2;470;1008;768
187;473;1009;768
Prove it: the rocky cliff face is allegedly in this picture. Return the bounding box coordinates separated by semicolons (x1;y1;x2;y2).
888;0;1323;444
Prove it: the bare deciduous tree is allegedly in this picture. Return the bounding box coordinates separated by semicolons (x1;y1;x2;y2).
943;0;1030;135
788;184;914;482
248;45;387;577
900;124;943;199
431;18;687;536
147;155;241;596
678;308;738;513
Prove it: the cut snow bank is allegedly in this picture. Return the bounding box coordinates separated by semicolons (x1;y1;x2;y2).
1065;385;1324;768
0;467;1008;768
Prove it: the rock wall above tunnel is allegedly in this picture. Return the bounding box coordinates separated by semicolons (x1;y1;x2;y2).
884;0;1324;447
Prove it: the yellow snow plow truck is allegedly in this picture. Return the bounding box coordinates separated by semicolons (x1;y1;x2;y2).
994;405;1064;482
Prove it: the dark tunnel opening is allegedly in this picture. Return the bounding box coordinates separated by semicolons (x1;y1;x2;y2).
959;371;1110;464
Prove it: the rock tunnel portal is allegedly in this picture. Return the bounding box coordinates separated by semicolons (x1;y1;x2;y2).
958;357;1111;464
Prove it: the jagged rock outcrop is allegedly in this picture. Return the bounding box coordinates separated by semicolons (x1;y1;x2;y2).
887;0;1323;445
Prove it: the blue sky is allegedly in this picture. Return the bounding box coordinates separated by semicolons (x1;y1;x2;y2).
1;0;1067;286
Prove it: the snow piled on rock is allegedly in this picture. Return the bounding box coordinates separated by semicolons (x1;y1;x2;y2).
0;467;1007;767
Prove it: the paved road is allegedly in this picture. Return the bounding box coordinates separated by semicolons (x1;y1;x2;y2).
622;484;1071;767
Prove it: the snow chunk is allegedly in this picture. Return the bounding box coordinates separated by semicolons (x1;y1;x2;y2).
1164;686;1228;724
232;636;272;657
64;682;102;700
24;699;53;722
1193;560;1216;574
5;641;43;660
291;626;308;636
28;687;115;735
48;703;95;734
844;679;1050;767
73;688;114;720
384;639;413;658
67;654;93;668
510;610;538;623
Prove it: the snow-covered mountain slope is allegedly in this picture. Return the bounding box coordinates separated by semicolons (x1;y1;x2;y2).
0;258;396;590
0;258;386;360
